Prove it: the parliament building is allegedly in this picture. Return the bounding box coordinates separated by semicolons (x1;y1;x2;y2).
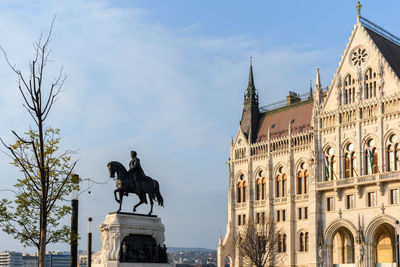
217;7;400;267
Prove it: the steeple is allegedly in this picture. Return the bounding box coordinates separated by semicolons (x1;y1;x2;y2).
240;58;260;143
315;67;322;91
243;57;259;109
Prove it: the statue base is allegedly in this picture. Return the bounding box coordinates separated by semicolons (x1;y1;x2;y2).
92;212;174;267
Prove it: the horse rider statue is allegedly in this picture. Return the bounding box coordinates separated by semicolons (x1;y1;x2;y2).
128;150;146;194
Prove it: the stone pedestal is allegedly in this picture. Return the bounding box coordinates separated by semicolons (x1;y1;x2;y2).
92;212;174;267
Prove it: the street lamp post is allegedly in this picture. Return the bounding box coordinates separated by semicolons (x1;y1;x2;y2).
70;174;79;267
88;217;93;267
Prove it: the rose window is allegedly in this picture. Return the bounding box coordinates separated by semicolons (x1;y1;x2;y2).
351;47;368;66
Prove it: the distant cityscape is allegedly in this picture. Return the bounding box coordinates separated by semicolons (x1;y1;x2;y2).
0;248;216;267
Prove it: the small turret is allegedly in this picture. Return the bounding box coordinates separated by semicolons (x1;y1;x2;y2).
240;58;260;143
314;68;323;106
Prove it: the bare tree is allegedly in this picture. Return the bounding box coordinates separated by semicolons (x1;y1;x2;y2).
0;19;79;267
235;217;281;267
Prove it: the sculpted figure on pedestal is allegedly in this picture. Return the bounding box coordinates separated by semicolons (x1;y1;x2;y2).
108;151;164;215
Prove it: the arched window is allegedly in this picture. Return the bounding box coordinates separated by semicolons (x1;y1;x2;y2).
262;178;266;200
297;171;303;195
364;68;377;99
388;144;395;171
243;181;247;202
282;234;287;252
304;170;309;194
299;232;304;252
344;75;355;104
237;182;242;203
256;178;261;200
351;152;357;177
305;232;309;252
344;143;355;178
331;155;337;180
278;234;282;253
276;175;281;198
282;174;287;197
365;139;378;174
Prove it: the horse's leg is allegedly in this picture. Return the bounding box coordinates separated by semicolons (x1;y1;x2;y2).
148;194;154;215
117;192;123;213
114;190;118;202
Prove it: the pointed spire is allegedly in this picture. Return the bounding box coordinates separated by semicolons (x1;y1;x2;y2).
244;57;259;109
315;68;322;90
309;80;313;99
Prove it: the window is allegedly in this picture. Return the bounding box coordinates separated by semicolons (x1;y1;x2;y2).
276;175;281;198
387;135;400;171
346;194;355;209
343;74;355;104
365;139;378;174
282;234;287;252
305;232;309;252
297;171;303;194
256;213;260;224
256;179;261;200
298;208;302;220
344;143;356;178
282;174;287;197
243;181;247;202
364;68;377;99
262;178;266;200
282;210;286;221
278;234;282;253
238;215;241;226
304;170;309;194
261;212;265;224
304;207;308;219
299;232;304;252
242;215;246;225
327;197;334;211
367;191;376;207
390;189;399;204
237;182;242;203
277;210;281;222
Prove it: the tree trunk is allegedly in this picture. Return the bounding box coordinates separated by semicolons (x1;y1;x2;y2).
39;203;47;267
38;117;47;267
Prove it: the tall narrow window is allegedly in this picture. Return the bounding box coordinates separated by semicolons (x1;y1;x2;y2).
262;178;266;200
243;181;247;202
346;194;355;209
351;152;357;177
237;182;242;203
390;189;399;204
278;234;282;253
282;210;286;221
331;155;336;180
299;233;304;252
256;179;261;200
282;174;287;197
345;153;351;178
327;197;334;211
298;208;302;220
238;215;241;226
276;175;281;198
304;207;308;219
304;170;309;194
305;232;309;252
388;145;395;171
367;191;376;207
297;171;303;194
283;234;287;252
396;144;400;170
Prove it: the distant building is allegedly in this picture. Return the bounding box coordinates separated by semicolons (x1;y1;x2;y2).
22;254;37;267
79;254;87;267
0;251;23;267
45;252;70;267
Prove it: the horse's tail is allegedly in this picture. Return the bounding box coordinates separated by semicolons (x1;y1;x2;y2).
154;180;164;207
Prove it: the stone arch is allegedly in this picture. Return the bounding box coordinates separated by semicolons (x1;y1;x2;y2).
322;142;336;152
224;255;232;267
234;171;246;183
365;215;398;265
383;129;400;145
253;166;266;179
341;137;358;152
324;219;357;265
295;158;307;171
324;218;358;246
272;162;286;177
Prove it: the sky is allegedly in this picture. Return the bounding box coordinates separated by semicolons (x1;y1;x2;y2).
0;0;400;253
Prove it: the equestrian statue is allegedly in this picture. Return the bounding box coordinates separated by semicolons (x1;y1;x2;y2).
108;151;164;215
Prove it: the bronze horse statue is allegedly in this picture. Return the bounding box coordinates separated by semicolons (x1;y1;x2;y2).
107;161;164;215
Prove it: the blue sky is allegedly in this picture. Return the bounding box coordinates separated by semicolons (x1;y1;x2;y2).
0;0;400;253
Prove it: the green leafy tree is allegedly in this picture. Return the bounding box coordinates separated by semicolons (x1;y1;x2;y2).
0;20;79;267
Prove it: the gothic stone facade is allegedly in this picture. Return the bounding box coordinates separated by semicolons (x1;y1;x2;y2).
217;16;400;267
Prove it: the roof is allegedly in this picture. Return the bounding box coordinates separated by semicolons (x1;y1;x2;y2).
362;20;400;78
255;100;313;142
